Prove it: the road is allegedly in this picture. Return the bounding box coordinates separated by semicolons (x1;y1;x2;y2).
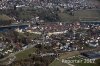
0;43;100;65
59;46;100;59
0;44;37;62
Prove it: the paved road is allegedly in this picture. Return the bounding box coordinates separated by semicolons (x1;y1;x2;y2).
0;44;100;65
0;44;37;62
57;46;100;66
59;46;100;59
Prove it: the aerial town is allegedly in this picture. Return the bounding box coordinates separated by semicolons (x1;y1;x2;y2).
0;0;100;66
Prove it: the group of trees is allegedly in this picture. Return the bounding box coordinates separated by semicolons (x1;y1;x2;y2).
36;8;60;22
0;7;61;22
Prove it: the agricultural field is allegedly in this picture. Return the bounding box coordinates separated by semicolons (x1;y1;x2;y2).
15;47;37;60
49;59;68;66
59;9;100;22
49;52;100;66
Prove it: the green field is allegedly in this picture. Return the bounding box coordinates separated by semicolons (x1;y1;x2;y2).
59;9;100;22
49;59;68;66
49;59;96;66
49;54;99;66
0;14;11;20
67;56;97;66
15;47;37;60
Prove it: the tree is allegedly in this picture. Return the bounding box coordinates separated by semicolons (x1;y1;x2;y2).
95;59;100;66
